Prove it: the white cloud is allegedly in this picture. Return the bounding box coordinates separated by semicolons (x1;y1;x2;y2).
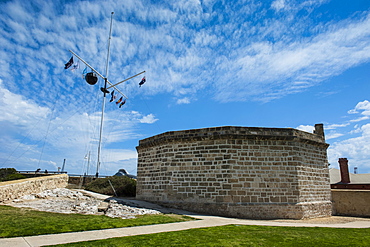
1;1;369;105
271;0;286;11
139;114;158;124
350;116;369;123
325;123;350;130
214;13;370;102
296;124;314;133
326;100;370;171
177;97;191;104
0;80;154;175
0;79;50;125
328;123;370;171
128;111;158;124
350;125;362;134
348;100;370;115
325;132;344;140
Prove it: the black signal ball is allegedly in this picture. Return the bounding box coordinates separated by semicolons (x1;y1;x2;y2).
85;72;98;85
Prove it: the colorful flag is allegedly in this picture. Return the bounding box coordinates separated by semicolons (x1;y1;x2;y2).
82;67;87;79
139;76;146;87
110;90;116;102
119;99;126;108
116;96;123;105
64;56;73;69
71;60;80;71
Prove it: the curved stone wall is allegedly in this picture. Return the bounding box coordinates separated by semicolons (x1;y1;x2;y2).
136;125;332;219
0;174;68;202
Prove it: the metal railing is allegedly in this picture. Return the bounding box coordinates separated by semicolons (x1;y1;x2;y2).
18;171;67;175
18;171;110;178
68;174;107;178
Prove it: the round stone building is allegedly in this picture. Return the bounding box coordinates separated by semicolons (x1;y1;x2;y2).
136;124;332;219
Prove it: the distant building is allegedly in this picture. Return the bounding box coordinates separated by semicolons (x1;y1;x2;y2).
113;169;137;179
330;158;370;190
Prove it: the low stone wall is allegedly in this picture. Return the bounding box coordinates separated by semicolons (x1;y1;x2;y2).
0;174;68;202
332;189;370;217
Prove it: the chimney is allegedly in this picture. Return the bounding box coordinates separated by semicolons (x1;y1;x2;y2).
314;123;325;140
338;158;350;184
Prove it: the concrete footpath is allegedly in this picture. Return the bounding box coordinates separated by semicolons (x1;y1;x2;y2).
1;213;370;247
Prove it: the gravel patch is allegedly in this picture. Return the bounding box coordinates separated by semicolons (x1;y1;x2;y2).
3;188;161;219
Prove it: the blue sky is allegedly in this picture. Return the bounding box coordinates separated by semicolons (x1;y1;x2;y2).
0;0;369;176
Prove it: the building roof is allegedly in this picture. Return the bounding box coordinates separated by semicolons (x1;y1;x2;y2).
329;168;370;184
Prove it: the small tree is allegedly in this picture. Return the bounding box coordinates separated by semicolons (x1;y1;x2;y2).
0;168;25;182
85;176;136;197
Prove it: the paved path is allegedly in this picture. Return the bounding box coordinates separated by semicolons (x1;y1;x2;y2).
2;213;370;247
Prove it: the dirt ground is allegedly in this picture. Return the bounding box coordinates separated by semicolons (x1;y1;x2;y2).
274;216;370;224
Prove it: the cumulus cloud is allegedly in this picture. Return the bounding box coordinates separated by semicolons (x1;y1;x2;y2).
295;99;370;172
0;79;50;125
176;97;191;104
296;125;314;133
271;0;286;11
328;123;370;170
128;111;158;124
0;81;156;174
348;100;370;115
324;100;370;171
139;114;158;124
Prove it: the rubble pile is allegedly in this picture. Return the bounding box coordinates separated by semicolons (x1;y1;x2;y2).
105;200;161;219
6;188;161;219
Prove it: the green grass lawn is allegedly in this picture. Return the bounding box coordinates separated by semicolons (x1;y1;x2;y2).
0;205;194;238
54;224;370;247
2;205;370;246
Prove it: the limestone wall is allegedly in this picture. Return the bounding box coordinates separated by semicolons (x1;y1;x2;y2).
136;126;332;219
332;189;370;217
0;174;68;202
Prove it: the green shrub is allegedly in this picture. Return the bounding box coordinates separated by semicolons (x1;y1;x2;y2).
5;173;26;181
6;173;27;181
85;176;136;197
0;168;19;182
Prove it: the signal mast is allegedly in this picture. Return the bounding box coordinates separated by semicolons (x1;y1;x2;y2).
68;12;145;177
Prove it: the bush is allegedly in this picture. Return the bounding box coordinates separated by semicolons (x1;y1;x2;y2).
85;176;136;197
0;168;22;182
5;173;26;181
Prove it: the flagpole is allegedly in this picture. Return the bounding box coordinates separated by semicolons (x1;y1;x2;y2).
96;12;114;178
67;12;146;178
87;151;91;176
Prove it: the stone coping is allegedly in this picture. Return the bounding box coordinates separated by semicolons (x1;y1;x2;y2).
331;189;370;192
0;174;68;186
137;126;328;149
